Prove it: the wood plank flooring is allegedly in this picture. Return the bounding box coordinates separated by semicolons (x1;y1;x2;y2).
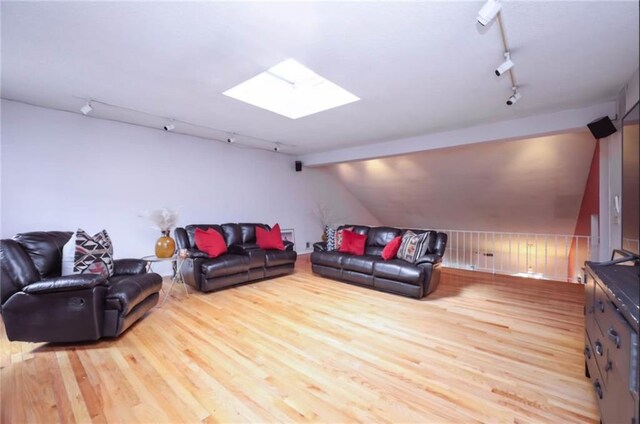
1;262;599;423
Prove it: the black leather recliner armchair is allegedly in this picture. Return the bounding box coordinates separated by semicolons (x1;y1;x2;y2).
0;231;163;343
311;225;447;299
175;223;297;293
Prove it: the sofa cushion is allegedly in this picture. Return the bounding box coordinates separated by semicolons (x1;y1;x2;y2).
382;236;403;260
256;224;285;251
339;230;367;255
264;250;297;267
310;251;347;268
195;228;228;258
373;259;425;286
366;227;402;248
341;255;377;274
107;273;163;315
239;223;269;244
396;231;431;263
14;231;72;278
221;223;242;246
201;255;250;278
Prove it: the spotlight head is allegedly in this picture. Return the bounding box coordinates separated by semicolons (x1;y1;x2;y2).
80;102;93;115
164;123;175;131
495;52;514;76
506;90;521;106
273;146;280;152
477;0;501;26
226;137;236;144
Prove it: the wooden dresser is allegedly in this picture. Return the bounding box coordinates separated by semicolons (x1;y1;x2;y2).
584;251;639;424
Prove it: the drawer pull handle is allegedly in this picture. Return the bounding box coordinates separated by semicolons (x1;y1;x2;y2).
607;327;621;348
595;341;603;356
594;380;603;399
584;346;591;359
597;300;605;312
605;361;612;372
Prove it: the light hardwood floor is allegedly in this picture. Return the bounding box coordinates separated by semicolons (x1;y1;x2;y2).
1;259;598;423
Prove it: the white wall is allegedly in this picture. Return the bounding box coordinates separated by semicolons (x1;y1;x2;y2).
0;100;379;274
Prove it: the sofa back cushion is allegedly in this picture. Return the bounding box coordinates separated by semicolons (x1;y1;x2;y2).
367;227;401;247
186;225;224;248
221;223;242;246
239;223;270;244
338;225;370;236
0;239;41;304
14;231;72;278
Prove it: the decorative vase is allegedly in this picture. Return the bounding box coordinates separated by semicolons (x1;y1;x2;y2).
321;225;329;242
155;230;176;258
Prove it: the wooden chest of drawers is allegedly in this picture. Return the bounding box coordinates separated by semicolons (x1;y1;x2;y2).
584;254;639;424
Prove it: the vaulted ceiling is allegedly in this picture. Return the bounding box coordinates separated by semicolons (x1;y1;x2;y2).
1;1;638;154
328;131;597;235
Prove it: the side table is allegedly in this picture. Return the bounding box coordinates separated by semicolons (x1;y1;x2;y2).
142;255;188;306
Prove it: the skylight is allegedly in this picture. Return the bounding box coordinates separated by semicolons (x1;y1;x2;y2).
223;59;360;119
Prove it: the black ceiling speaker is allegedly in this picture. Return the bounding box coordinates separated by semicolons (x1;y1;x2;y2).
295;161;302;172
587;116;617;140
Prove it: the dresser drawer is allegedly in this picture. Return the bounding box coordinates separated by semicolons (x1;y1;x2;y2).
598;297;639;396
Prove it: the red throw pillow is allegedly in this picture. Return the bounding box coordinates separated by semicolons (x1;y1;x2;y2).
381;236;402;260
338;230;367;255
194;228;228;258
256;224;285;251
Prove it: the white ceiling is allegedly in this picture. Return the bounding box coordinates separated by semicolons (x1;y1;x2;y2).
329;131;597;235
1;1;638;154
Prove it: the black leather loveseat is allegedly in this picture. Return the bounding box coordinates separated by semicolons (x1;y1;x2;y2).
175;223;297;293
0;231;163;343
311;225;447;299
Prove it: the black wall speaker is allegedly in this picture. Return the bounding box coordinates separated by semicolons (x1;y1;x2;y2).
587;116;617;140
295;161;302;172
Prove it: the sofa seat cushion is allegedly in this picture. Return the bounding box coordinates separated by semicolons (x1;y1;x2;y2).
311;251;348;269
341;255;378;274
373;259;425;286
264;250;297;267
201;254;250;278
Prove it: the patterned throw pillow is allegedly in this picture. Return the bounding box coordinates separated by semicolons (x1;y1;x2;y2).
74;229;114;277
396;231;431;263
334;227;354;251
326;227;336;251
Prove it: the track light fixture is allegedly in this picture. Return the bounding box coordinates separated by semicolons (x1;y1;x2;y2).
80;102;93;115
273;143;281;152
506;87;521;106
495;52;514;77
477;0;501;26
226;133;236;143
163;122;175;131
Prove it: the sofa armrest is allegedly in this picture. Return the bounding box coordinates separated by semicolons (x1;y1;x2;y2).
414;254;442;266
22;274;107;295
284;241;295;252
113;259;147;276
184;248;209;259
313;242;327;252
105;273;163;314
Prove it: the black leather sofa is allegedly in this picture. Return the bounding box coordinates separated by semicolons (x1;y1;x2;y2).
311;225;447;299
0;231;163;343
175;223;297;293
